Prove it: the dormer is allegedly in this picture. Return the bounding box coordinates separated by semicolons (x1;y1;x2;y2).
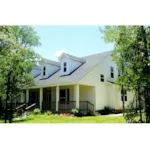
58;53;85;76
41;59;60;79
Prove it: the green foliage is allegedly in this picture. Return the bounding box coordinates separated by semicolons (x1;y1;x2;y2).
80;110;92;116
13;112;18;118
44;111;53;116
0;26;42;123
33;108;41;115
98;106;116;115
101;26;150;122
71;108;79;115
71;108;92;116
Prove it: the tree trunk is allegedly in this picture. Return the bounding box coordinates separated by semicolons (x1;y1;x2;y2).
138;89;142;122
141;26;150;123
9;102;12;123
4;72;11;123
5;87;9;123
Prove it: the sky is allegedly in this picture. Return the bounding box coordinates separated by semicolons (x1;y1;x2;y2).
33;26;114;61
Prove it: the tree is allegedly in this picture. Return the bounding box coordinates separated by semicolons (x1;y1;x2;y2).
0;26;41;123
100;26;150;123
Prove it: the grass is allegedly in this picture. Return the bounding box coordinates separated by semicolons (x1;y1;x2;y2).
0;114;125;123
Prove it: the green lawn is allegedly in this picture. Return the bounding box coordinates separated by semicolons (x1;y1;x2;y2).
0;114;125;123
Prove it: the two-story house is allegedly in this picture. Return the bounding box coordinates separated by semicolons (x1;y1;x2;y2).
20;51;134;113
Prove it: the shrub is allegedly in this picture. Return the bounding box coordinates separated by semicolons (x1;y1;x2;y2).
72;108;92;117
80;110;92;116
13;112;18;118
33;108;41;115
44;111;53;116
71;108;82;116
71;108;79;114
98;106;112;115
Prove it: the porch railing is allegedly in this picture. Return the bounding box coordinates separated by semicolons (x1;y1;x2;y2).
42;100;94;113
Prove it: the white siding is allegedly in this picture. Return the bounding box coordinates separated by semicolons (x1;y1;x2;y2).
79;55;134;110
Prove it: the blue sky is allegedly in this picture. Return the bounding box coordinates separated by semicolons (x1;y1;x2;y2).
33;26;114;61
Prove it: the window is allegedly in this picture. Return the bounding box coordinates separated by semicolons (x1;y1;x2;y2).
100;74;104;82
110;66;114;78
63;62;67;72
60;89;66;104
121;90;127;101
59;89;70;104
43;67;46;76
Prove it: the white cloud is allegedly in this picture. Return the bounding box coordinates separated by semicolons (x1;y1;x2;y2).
55;49;67;58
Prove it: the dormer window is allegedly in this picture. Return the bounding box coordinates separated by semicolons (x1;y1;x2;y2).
110;66;114;78
43;67;46;76
100;74;104;82
63;62;67;72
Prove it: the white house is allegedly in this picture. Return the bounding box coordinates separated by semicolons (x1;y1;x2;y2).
20;51;134;113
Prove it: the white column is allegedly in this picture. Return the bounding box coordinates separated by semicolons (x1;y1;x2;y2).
56;86;59;111
26;89;29;103
21;92;25;103
75;84;79;109
40;88;43;111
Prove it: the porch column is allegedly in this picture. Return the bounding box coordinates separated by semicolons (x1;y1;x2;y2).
26;89;29;103
56;86;59;112
75;84;80;109
21;92;25;103
40;88;43;111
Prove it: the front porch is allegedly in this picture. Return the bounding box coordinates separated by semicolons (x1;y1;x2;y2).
21;84;95;113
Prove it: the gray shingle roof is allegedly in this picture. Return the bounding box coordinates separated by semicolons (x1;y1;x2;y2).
33;51;112;87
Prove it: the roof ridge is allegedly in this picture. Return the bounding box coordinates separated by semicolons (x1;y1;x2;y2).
81;50;113;58
43;58;60;66
59;52;85;63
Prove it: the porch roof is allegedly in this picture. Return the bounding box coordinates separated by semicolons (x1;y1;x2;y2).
33;51;112;87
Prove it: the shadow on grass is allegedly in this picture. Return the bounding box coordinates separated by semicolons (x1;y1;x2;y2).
13;117;33;123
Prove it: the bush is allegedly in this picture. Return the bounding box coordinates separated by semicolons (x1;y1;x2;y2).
44;111;53;116
71;108;79;116
71;108;93;117
98;107;112;115
33;108;41;115
13;112;18;118
80;110;93;116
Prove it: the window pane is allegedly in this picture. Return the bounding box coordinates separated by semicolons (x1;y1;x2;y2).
111;72;114;78
110;66;114;71
64;62;67;67
101;79;104;82
60;89;66;97
43;71;45;76
64;67;66;72
100;74;104;82
43;67;46;76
